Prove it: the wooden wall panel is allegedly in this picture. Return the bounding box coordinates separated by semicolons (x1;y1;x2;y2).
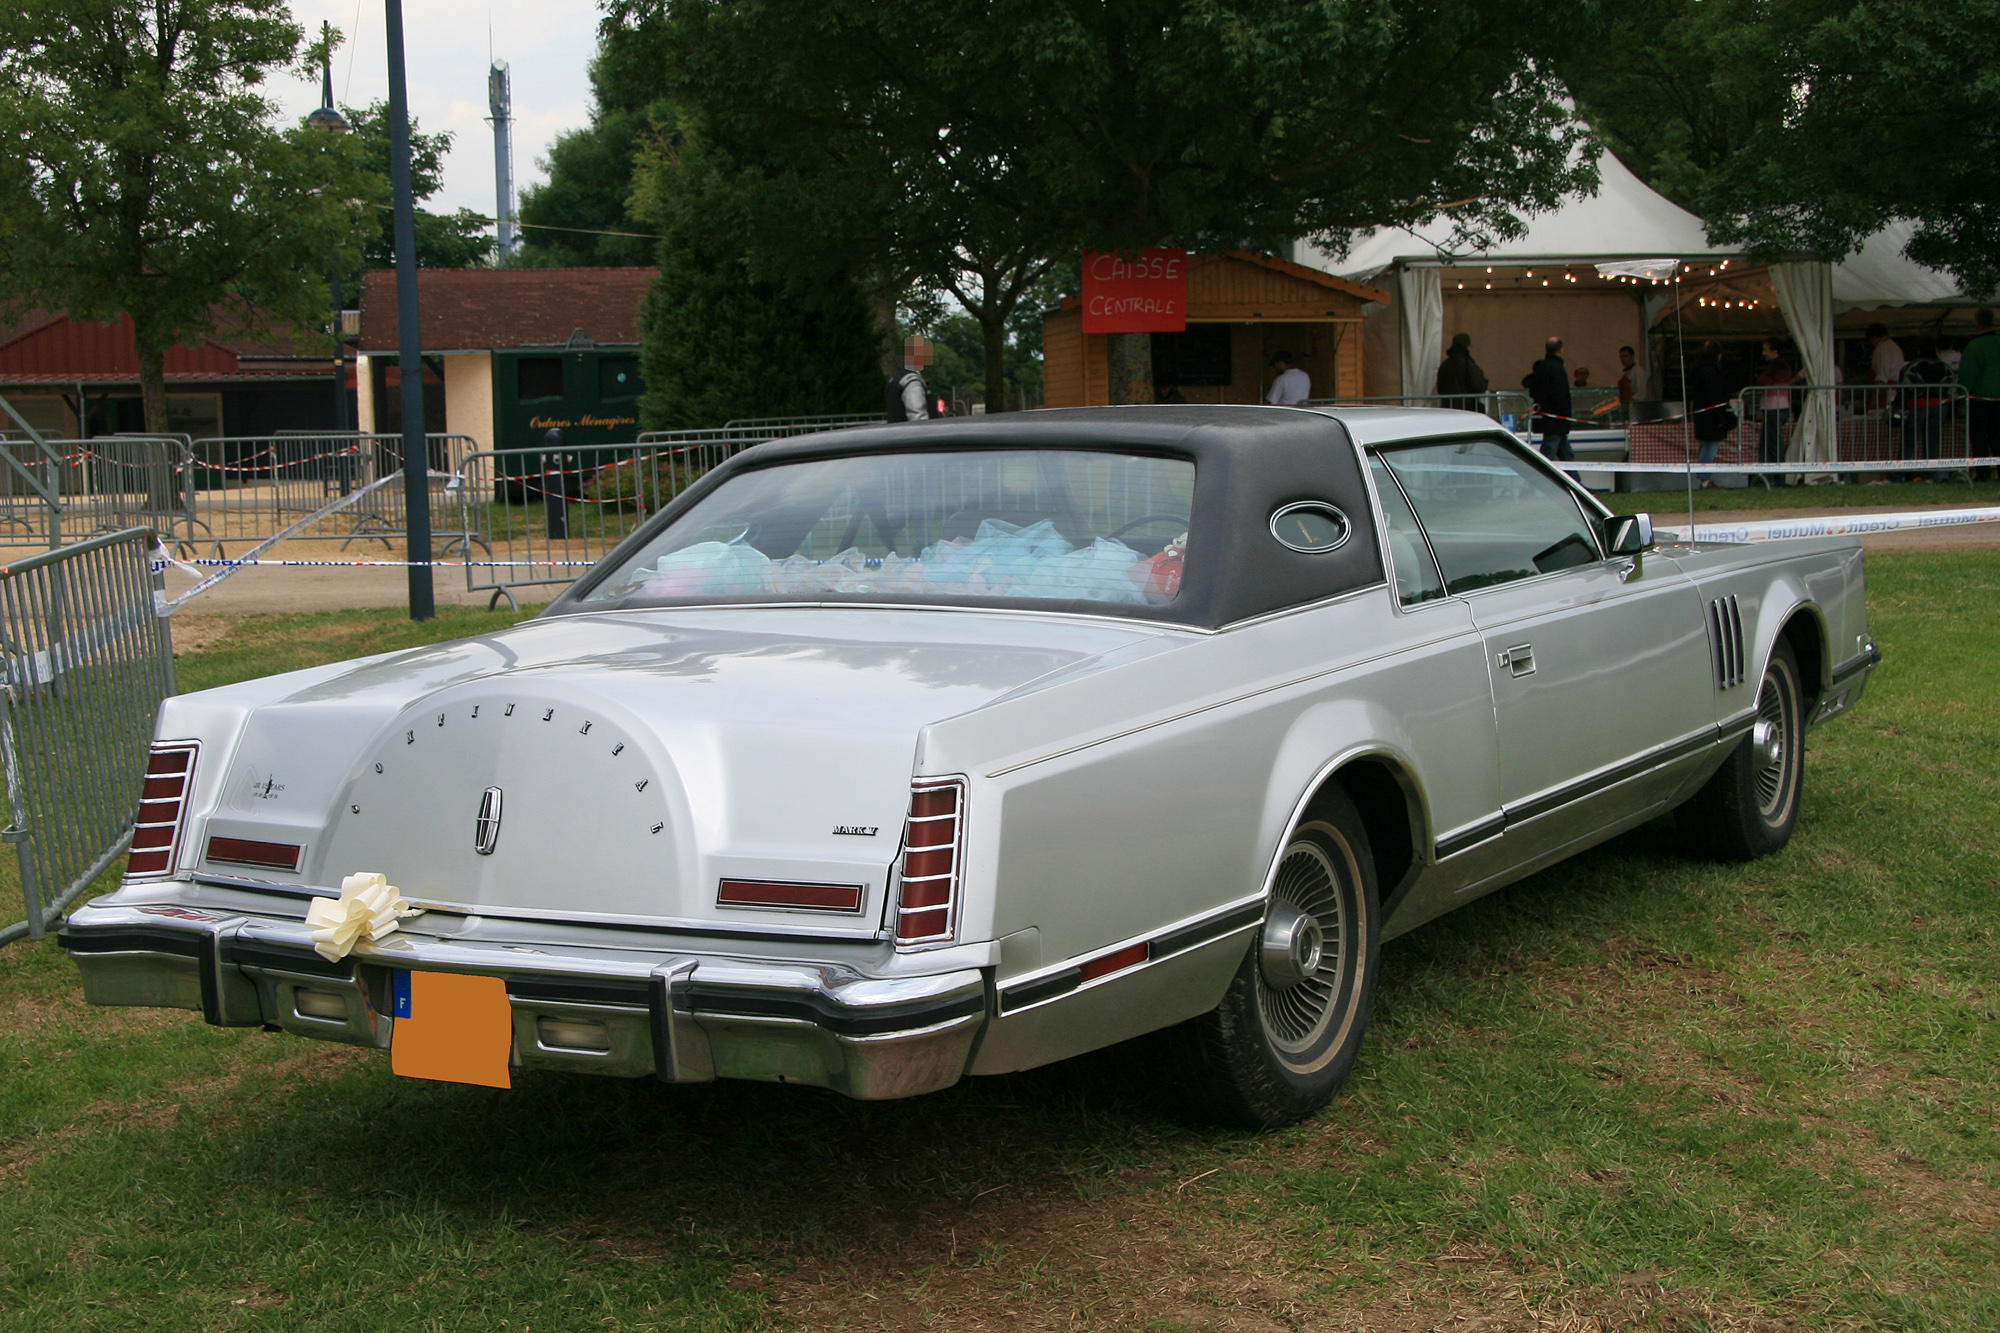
1084;332;1110;405
1049;254;1381;406
1042;308;1084;408
1335;320;1363;399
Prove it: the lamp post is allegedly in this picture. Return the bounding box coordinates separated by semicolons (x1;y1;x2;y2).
384;0;434;620
306;24;350;442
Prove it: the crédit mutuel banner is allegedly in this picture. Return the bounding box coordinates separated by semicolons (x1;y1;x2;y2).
1081;249;1188;333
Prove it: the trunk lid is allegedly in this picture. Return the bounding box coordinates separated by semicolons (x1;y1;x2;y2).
206;609;1176;930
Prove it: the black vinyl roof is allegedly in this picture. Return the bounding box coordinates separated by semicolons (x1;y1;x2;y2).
550;406;1386;631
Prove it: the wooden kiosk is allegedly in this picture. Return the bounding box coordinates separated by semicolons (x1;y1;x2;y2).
1042;251;1390;407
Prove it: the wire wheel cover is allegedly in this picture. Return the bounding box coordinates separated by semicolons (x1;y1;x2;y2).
1258;837;1352;1054
1753;664;1798;822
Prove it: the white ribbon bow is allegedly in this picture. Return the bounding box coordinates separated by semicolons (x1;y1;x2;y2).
303;872;421;962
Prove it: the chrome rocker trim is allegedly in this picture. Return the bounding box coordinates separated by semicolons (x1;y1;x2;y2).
59;895;987;1102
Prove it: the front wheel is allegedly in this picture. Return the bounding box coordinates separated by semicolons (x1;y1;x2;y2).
1677;638;1806;861
1153;789;1381;1129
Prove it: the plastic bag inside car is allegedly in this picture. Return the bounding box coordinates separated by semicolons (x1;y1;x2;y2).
633;519;1162;604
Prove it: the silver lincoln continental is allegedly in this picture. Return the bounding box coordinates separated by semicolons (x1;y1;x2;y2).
61;406;1879;1127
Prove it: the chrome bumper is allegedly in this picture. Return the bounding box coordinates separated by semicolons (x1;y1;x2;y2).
59;897;988;1101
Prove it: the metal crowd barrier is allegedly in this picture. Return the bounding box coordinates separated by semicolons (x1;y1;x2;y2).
0;528;174;946
452;433;770;608
0;432;483;557
1303;391;1536;424
0;436;198;552
719;411;883;436
632;415;871;446
1625;383;1984;477
179;432;479;555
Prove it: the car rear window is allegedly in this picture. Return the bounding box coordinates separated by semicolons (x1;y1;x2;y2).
580;449;1196;609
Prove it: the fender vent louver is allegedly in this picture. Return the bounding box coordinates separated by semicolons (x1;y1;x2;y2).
1708;595;1746;689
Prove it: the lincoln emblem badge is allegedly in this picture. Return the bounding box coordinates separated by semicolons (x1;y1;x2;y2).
474;786;503;855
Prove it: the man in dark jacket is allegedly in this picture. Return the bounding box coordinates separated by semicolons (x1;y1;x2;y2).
1521;337;1573;460
1686;341;1735;488
1434;332;1488;411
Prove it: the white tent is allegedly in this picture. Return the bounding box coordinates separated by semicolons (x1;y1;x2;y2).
1834;220;1964;312
1317;154;1735;282
1300;154;1970;466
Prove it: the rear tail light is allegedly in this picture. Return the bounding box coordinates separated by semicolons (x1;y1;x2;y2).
717;878;864;913
896;777;965;945
126;742;198;879
205;836;303;872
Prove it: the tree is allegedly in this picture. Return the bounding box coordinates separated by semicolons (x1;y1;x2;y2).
512;26;666;269
1702;0;2000;296
0;0;373;432
340;100;492;275
630;142;883;430
1563;0;1792;211
514;108;658;267
635;0;1598;404
1569;0;2000;297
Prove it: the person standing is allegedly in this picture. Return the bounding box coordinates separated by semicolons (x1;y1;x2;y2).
1521;337;1573;461
1898;340;1953;483
1265;351;1311;405
1687;341;1735;489
1754;338;1794;486
1867;322;1907;388
1434;332;1488;410
1960;307;2000;483
1616;345;1644;405
885;335;940;422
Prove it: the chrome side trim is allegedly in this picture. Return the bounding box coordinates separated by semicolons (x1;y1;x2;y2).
995;896;1263;1015
1431;724;1732;862
1434;814;1506;860
1830;640;1882;687
1504;726;1721;827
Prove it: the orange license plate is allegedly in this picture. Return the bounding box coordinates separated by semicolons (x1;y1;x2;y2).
389;970;513;1089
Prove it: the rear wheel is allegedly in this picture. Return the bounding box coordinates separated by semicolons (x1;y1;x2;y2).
1154;789;1381;1128
1678;638;1806;861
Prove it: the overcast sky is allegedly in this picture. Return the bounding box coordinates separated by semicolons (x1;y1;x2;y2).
270;0;604;228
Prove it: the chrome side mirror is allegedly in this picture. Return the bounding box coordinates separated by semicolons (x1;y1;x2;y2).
1603;512;1654;555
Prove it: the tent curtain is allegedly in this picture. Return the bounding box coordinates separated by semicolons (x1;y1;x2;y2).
1770;261;1836;465
1396;265;1442;400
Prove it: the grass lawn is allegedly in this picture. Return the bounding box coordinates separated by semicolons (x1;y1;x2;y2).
2;555;1996;1331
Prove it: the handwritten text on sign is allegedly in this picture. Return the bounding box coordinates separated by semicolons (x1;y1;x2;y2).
1082;249;1188;333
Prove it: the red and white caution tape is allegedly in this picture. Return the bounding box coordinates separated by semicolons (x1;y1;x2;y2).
1558;457;2000;476
159;555;601;570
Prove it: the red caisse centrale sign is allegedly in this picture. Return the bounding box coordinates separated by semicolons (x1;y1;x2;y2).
1081;249;1188;333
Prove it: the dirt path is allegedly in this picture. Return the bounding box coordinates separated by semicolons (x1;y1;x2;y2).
159;561;530;616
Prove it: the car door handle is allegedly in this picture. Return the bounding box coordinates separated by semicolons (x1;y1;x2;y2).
1498;643;1536;676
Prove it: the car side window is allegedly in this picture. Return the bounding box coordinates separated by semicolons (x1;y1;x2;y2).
1377;438;1601;595
1368;457;1446;605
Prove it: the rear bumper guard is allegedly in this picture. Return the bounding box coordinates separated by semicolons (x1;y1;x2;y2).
59;900;987;1101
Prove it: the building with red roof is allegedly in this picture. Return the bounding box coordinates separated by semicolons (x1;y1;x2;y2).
1;267;657;455
0;308;345;439
356;267;654;453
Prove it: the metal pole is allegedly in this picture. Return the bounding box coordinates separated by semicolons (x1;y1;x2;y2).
385;0;435;620
488;61;515;260
329;266;348;435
